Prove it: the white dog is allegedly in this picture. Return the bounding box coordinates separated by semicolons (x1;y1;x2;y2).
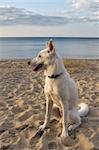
28;40;89;141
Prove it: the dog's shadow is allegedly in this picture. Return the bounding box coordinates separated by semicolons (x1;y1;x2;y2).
30;126;50;147
30;129;44;144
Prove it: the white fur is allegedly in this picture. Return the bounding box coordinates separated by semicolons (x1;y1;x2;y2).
30;40;89;140
78;103;89;117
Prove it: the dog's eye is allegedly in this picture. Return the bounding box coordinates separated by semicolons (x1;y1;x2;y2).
38;55;41;58
47;50;50;53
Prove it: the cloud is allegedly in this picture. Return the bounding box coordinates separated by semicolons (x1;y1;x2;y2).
0;6;67;26
0;3;98;26
63;0;99;22
72;0;91;9
65;0;98;10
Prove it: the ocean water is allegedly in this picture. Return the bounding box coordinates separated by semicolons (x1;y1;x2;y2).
0;37;99;59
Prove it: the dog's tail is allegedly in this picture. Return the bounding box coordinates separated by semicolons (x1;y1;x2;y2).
78;103;89;117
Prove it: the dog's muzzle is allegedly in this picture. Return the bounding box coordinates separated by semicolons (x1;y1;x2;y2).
28;61;43;71
32;63;43;71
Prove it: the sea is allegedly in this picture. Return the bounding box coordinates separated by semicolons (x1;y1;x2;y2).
0;37;99;60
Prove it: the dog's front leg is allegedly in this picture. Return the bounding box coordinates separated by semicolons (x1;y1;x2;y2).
39;94;53;131
61;101;69;139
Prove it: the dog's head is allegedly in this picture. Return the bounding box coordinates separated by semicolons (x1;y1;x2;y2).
28;39;56;71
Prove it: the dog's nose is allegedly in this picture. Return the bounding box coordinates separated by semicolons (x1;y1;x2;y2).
28;61;31;65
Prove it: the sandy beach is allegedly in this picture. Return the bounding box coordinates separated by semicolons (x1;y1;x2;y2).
0;59;99;150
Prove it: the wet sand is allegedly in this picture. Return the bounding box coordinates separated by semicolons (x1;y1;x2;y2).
0;59;99;150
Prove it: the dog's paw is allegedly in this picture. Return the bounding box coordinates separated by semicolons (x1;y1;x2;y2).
68;123;80;132
39;123;47;131
68;125;73;132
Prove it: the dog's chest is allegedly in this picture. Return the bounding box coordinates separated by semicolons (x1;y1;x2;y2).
45;78;59;93
44;78;62;107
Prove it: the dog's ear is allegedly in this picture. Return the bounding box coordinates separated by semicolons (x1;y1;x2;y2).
47;39;55;54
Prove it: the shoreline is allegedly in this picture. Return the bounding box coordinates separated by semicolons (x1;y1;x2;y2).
0;57;99;61
0;36;99;39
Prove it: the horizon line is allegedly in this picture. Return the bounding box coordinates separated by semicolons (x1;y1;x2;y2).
0;36;99;39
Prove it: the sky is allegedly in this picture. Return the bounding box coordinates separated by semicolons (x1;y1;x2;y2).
0;0;99;37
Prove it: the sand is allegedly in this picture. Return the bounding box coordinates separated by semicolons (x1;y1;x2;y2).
0;59;99;150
